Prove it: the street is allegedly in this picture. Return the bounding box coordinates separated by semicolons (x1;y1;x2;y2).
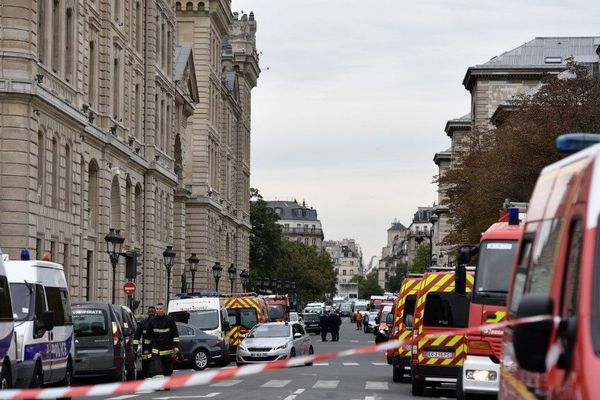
95;319;455;400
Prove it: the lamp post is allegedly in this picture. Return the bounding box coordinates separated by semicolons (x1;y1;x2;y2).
162;246;176;304
188;253;199;293
212;262;222;292
240;269;249;292
228;263;237;294
105;228;124;304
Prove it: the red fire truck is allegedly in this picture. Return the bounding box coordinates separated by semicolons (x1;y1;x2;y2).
457;206;525;399
265;294;290;322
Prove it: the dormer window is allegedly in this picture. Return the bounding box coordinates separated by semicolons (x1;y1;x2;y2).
545;57;562;64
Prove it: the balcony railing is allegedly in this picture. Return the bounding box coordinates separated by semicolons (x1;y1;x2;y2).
282;227;323;235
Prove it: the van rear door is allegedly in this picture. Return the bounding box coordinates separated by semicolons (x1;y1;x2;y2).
73;307;114;374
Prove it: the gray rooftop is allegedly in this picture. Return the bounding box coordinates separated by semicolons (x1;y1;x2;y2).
266;200;320;221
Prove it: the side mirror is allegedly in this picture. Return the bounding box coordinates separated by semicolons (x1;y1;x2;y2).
513;294;553;372
386;313;394;325
455;264;467;296
293;332;302;339
39;310;55;331
222;320;231;331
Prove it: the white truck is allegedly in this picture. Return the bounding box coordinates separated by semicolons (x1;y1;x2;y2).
0;251;16;389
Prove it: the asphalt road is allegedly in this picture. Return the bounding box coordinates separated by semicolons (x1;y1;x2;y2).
98;319;457;400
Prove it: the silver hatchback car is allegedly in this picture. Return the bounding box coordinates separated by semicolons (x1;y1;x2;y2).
236;322;314;366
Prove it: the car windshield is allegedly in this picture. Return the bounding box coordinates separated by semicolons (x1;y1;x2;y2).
248;324;290;338
289;312;299;322
475;240;518;296
73;308;109;337
354;304;368;311
170;310;220;331
269;305;285;319
9;282;33;321
303;314;319;322
228;308;258;330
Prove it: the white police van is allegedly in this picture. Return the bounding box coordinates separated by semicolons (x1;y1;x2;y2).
4;252;74;388
0;251;16;389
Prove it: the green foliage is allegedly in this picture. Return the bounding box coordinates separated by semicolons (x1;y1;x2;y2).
352;270;383;298
409;243;430;274
249;188;336;301
386;263;409;292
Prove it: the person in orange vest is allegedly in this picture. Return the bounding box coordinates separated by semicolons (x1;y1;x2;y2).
355;311;363;330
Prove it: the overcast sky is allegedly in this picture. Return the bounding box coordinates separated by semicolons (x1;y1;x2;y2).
232;0;600;263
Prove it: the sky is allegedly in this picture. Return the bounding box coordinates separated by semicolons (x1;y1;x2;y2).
232;0;600;263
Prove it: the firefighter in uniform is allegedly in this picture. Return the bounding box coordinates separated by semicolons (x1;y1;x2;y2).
133;305;155;378
147;302;180;378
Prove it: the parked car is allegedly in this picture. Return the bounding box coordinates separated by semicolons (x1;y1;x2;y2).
72;302;126;382
110;304;139;380
176;323;228;370
236;322;314;366
339;302;353;317
289;311;304;327
365;312;378;333
301;313;321;334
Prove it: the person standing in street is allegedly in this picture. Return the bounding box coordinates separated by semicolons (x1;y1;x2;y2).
133;305;155;378
319;311;330;341
330;311;342;341
147;302;180;378
363;312;369;333
355;311;363;330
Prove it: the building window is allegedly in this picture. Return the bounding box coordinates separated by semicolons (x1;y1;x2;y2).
112;44;121;119
65;7;74;82
113;0;121;22
125;178;132;238
63;243;70;281
37;131;45;204
110;176;122;229
343;270;347;276
51;136;59;208
88;34;98;107
135;83;141;139
38;0;47;63
135;184;142;241
350;270;354;275
65;143;71;211
88;160;99;231
52;0;60;73
136;2;142;52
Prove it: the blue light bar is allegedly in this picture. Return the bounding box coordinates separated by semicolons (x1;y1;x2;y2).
556;133;600;154
508;207;520;225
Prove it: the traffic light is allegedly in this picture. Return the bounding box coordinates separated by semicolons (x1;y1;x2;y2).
125;250;138;280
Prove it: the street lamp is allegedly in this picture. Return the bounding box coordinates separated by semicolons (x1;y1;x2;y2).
188;253;199;293
162;246;176;304
105;228;124;304
212;262;222;292
429;213;438;267
228;263;237;294
240;269;249;292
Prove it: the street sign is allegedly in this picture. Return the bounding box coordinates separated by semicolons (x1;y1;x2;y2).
123;281;136;296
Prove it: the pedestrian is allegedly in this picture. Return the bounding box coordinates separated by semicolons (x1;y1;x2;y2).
147;302;180;378
363;312;369;333
133;305;155;378
319;311;330;341
355;311;363;330
330;312;342;341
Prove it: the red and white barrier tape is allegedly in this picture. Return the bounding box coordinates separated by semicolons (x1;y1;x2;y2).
0;314;552;399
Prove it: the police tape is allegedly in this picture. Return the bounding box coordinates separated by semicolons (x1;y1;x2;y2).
0;314;553;399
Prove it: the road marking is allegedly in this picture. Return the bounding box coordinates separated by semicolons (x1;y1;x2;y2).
372;362;388;366
312;380;339;389
210;379;242;387
350;340;360;343
314;362;329;366
283;389;305;400
261;379;292;388
294;389;305;394
365;381;389;390
108;396;140;400
343;362;359;366
152;394;220;399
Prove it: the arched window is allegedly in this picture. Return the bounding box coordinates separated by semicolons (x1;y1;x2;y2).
135;184;142;241
88;160;99;231
110;175;122;229
175;2;182;11
52;136;59;208
37;131;45;204
186;2;193;11
125;177;132;238
198;2;204;11
65;143;71;211
65;7;75;82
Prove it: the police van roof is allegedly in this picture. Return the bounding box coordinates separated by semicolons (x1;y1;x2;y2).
4;259;66;286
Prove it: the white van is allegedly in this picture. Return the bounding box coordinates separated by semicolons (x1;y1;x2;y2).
4;257;74;388
0;252;16;389
168;297;230;339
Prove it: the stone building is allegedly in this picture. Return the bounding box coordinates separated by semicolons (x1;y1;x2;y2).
0;0;198;307
324;239;362;299
266;200;325;247
175;3;259;295
377;222;408;290
432;149;452;266
405;206;435;266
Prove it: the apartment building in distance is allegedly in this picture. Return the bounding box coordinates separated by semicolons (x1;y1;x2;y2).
324;239;363;299
266;200;325;247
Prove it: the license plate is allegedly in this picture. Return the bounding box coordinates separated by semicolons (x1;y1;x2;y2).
425;351;453;359
253;352;267;357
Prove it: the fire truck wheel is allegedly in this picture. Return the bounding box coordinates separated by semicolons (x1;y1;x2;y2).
456;373;473;400
411;376;425;396
392;365;403;382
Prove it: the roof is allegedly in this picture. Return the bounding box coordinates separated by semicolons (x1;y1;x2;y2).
463;37;600;89
388;222;407;231
433;148;452;165
266;200;320;221
444;113;472;137
174;46;192;81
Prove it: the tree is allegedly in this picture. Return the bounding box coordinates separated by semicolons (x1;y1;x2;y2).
409;244;430;274
386;263;409;292
352;270;383;299
249;188;285;279
440;63;600;245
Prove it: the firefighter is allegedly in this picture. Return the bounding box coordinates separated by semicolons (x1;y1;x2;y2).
133;305;155;378
147;302;180;378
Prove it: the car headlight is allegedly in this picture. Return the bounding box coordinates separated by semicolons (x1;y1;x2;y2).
238;343;248;351
274;342;289;351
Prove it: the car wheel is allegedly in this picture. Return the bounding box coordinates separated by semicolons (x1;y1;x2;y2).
59;360;73;386
193;349;210;371
29;361;43;388
1;363;12;389
289;348;296;358
411;375;425;396
305;346;314;366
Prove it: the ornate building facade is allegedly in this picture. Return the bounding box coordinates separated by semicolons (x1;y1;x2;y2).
0;0;263;309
